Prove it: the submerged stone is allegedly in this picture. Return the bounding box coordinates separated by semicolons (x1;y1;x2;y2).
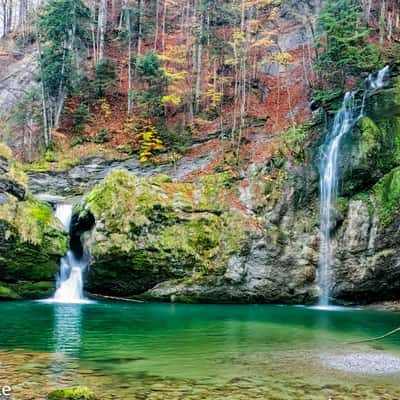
47;387;96;400
321;352;400;375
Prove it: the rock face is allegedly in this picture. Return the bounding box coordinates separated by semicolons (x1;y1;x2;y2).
28;150;216;196
71;76;400;305
75;170;260;300
320;78;400;303
75;169;318;303
332;168;400;303
0;144;68;300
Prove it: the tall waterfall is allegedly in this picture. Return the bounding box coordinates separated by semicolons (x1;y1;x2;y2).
49;204;90;304
318;66;389;306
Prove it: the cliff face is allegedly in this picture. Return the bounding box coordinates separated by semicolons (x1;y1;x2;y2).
64;74;400;305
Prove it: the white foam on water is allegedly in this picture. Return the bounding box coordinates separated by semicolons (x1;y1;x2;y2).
45;204;94;304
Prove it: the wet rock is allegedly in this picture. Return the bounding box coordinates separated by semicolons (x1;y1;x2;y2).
0;177;25;200
47;386;96;400
0;144;68;300
342;200;371;252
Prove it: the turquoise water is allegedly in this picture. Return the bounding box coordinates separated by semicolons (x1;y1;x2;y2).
0;301;400;399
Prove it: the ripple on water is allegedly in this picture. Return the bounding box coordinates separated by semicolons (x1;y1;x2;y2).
321;352;400;375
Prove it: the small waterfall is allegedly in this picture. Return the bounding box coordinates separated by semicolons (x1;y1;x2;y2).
48;204;90;304
318;66;389;306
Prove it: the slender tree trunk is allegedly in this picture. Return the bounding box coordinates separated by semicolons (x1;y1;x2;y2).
97;0;107;62
36;37;50;147
161;0;167;50
127;8;133;115
137;0;142;57
194;5;204;114
379;0;386;44
91;0;98;64
154;0;159;50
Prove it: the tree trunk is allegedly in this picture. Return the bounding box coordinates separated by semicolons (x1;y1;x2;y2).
36;37;50;147
161;0;167;50
137;0;142;56
127;7;133;115
194;4;204;114
97;0;107;62
154;0;159;50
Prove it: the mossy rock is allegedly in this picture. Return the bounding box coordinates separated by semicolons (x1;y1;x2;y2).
373;166;400;226
341;79;400;195
48;387;96;400
0;284;21;300
78;170;255;298
14;281;55;299
0;143;68;299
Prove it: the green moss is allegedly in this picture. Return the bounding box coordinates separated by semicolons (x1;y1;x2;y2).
0;145;68;300
0;142;12;159
81;170;254;297
15;281;55;299
48;387;96;400
195;172;235;211
29;200;52;224
373;166;400;226
0;195;66;247
0;284;21;300
358;116;382;158
0;142;28;188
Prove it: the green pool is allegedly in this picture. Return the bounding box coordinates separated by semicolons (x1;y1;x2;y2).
0;301;400;399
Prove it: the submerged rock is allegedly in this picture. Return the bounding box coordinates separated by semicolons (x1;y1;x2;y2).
47;387;96;400
321;352;400;375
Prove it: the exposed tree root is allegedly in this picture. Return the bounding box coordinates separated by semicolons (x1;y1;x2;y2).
347;327;400;344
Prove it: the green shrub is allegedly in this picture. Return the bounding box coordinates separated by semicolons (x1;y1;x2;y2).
95;127;110;143
73;104;90;134
44;150;56;162
314;0;382;89
94;59;117;97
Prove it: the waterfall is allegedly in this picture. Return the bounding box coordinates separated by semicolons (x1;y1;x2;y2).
47;204;91;304
318;66;389;306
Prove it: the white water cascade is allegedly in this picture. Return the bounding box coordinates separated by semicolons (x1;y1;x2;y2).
318;66;389;306
48;204;90;304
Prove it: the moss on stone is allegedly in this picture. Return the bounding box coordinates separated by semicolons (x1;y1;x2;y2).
0;143;12;159
0;284;21;300
79;170;254;297
15;281;55;299
373;166;400;226
0;144;68;299
358;116;382;159
48;387;96;400
341;79;400;196
0;142;27;188
0;195;66;248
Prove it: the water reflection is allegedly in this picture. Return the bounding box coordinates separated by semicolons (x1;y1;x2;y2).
49;304;82;381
